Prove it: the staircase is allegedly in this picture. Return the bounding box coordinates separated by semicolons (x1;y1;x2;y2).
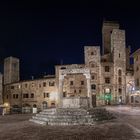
30;108;115;126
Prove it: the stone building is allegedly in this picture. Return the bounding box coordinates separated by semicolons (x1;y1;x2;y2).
0;73;3;105
4;76;57;112
130;48;140;104
2;21;135;112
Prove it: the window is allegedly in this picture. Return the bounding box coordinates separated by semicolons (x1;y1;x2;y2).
89;62;96;68
91;75;95;80
81;81;84;85
136;79;139;86
105;66;110;72
13;94;18;99
13;94;15;99
105;88;111;93
70;81;73;85
25;84;28;88
105;78;110;84
118;88;122;94
118;69;122;76
63;92;66;97
32;83;34;87
91;84;96;90
90;50;96;55
119;53;120;58
79;90;81;93
136;66;139;71
61;67;66;69
16;94;18;99
23;94;29;98
74;90;76;93
43;93;50;98
43;82;46;87
118;77;122;85
11;86;14;89
49;82;55;86
31;93;34;98
7;95;8;99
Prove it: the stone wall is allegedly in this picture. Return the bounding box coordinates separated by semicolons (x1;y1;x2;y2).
62;97;89;108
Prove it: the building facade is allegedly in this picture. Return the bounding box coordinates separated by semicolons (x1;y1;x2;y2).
2;21;135;112
0;73;3;105
131;49;140;104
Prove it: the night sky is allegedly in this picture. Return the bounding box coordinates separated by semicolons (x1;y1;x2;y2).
0;1;140;80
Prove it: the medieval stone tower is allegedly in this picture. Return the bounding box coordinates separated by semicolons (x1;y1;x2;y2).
4;56;20;85
102;21;119;55
84;46;101;106
111;28;126;103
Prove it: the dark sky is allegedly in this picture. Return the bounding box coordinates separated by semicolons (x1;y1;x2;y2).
0;1;140;80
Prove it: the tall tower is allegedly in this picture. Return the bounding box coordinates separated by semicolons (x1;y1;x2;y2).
0;73;3;104
4;56;20;85
102;21;120;55
111;29;126;103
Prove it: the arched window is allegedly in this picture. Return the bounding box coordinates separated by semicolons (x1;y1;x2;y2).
118;69;122;76
118;77;122;85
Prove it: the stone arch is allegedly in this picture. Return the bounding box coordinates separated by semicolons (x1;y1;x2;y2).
58;68;92;108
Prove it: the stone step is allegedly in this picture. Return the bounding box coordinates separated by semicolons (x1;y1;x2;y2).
29;118;46;125
30;108;115;126
36;114;93;119
32;116;93;123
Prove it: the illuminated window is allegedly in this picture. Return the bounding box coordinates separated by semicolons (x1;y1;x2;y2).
105;88;111;93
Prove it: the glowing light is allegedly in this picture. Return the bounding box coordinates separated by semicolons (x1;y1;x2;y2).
4;103;9;107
